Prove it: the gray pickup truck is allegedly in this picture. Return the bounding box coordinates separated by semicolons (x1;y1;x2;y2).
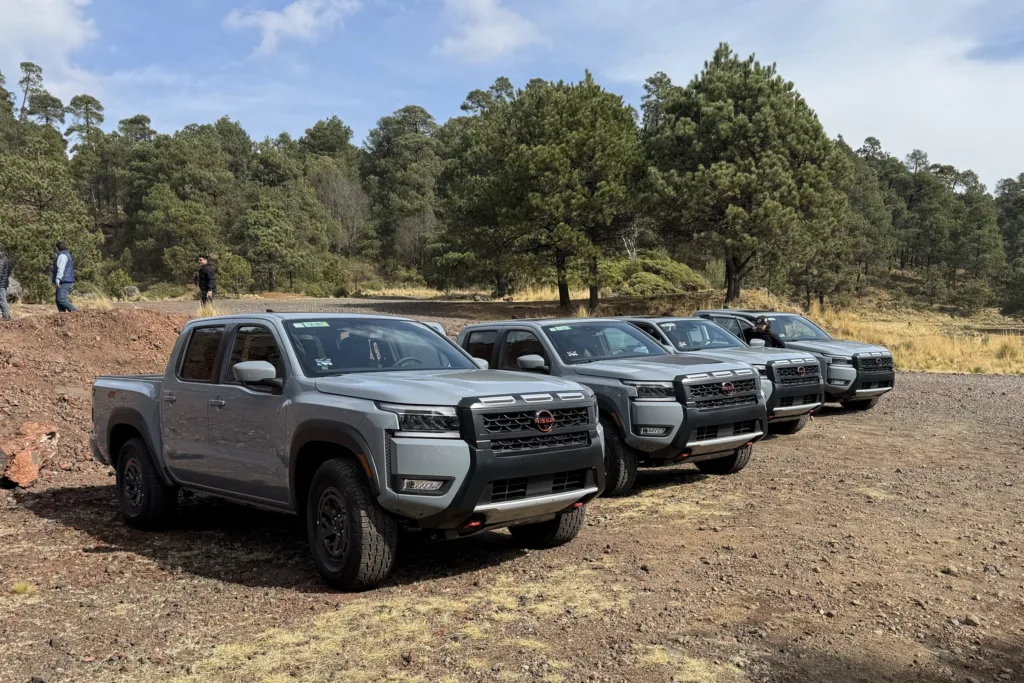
91;313;605;590
456;319;767;497
621;317;823;434
695;309;895;410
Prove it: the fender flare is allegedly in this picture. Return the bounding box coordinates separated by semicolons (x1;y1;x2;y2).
106;407;175;487
595;394;627;438
289;420;382;508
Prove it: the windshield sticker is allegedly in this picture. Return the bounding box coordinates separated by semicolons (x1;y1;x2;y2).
293;321;330;328
315;358;334;369
549;325;572;332
566;350;579;357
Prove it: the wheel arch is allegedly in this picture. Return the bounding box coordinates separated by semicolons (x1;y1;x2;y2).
290;421;380;515
107;408;174;486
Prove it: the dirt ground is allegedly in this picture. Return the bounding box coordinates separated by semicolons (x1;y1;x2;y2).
1;304;1022;683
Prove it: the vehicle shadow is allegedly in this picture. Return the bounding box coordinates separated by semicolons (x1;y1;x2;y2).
629;464;709;495
16;484;529;592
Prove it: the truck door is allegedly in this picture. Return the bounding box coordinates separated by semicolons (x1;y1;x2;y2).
161;325;225;486
205;324;290;505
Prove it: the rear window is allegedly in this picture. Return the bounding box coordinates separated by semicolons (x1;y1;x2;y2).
179;327;224;381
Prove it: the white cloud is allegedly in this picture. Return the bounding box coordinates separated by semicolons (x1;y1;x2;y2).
439;0;543;63
224;0;361;56
0;0;98;99
561;0;1023;188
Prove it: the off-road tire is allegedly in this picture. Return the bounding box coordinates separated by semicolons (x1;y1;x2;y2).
696;445;753;475
306;458;398;591
600;417;638;497
509;505;585;548
771;414;809;435
841;397;879;411
116;437;178;528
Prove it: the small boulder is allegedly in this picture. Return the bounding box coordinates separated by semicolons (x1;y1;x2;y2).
120;285;141;301
0;423;59;488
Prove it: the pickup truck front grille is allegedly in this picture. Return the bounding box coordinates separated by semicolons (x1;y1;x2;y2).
489;469;587;503
692;420;758;442
858;357;894;373
482;407;590;434
774;365;820;379
779;375;819;387
778;393;820;408
694;395;758;410
491;431;590;455
688;378;757;399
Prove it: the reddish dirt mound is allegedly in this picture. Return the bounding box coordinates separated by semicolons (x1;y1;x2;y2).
0;310;188;479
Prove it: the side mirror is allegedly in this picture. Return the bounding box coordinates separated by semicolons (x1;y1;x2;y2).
517;354;548;373
473;357;490;370
233;361;282;389
748;338;766;348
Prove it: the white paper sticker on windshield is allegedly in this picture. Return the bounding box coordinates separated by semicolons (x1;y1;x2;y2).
549;325;572;332
293;322;330;328
315;358;333;368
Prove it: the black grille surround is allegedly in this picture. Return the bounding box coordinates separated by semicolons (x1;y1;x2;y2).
778;393;821;408
487;469;588;504
690;420;758;442
461;397;598;458
694;395;758;410
688;378;757;399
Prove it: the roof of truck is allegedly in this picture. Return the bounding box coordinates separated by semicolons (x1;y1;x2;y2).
462;318;646;328
192;312;418;322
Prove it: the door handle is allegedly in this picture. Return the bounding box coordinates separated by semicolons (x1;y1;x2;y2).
209;399;226;408
163;393;176;403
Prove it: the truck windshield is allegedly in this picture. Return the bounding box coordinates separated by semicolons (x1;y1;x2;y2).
543;322;667;364
766;315;832;341
284;318;476;376
657;320;745;351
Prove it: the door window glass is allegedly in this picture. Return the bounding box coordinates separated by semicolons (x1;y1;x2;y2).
179;327;225;382
226;326;284;383
499;331;548;369
465;330;497;361
713;317;743;338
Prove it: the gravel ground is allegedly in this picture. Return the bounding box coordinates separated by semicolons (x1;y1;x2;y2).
1;305;1022;683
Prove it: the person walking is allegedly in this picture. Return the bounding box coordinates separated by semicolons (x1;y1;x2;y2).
53;241;77;313
194;255;216;305
0;246;12;321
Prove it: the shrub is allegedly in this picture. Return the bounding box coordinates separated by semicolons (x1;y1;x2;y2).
216;253;254;296
950;278;991;316
104;269;134;298
622;272;678;297
143;282;189;300
304;283;329;298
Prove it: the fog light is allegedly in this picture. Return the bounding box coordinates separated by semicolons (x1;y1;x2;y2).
640;426;669;436
829;379;846;386
401;478;444;492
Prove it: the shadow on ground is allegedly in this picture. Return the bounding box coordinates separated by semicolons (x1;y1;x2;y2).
17;484;528;592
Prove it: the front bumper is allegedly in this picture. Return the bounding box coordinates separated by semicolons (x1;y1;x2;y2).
766;360;824;422
823;357;895;401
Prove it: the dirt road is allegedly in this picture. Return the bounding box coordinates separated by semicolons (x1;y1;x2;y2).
1;307;1022;683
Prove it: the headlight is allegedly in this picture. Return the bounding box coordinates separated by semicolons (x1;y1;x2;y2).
623;381;676;400
830;357;852;365
380;404;460;432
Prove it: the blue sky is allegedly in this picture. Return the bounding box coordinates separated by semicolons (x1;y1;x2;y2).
2;0;1022;188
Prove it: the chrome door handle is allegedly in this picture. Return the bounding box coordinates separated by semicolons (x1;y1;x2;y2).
163;394;176;403
209;399;226;408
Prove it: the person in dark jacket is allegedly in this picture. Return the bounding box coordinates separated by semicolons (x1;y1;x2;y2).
53;241;77;313
0;246;11;321
194;256;216;305
742;316;786;348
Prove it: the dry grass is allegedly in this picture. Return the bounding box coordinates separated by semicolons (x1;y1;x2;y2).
76;293;114;311
166;564;631;683
195;302;219;318
356;284;591;302
11;581;37;596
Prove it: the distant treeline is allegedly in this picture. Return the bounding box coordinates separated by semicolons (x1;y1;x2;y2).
1;44;1023;314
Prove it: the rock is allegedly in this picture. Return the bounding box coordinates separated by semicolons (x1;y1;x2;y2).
6;275;21;304
940;565;960;577
120;286;141;301
963;614;981;627
0;423;59;488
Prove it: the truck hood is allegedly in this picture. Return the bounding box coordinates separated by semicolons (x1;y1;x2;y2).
572;355;750;381
673;347;815;365
783;339;891;358
314;369;587;406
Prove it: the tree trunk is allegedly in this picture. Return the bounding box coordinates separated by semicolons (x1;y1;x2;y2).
818;291;825;308
495;273;510;299
724;257;742;303
588;255;599;313
804;284;812;311
556;253;570;309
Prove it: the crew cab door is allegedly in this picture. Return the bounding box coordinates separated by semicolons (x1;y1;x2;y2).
496;329;555;373
161;325;225;486
205;323;290;505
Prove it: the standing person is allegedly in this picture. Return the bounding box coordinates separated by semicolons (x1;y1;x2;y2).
194;255;216;305
53;241;77;313
742;316;786;348
0;245;11;321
